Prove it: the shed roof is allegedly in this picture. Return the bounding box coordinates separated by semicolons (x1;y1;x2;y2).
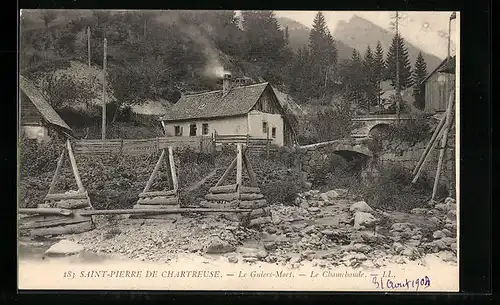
19;75;73;135
421;56;456;85
160;82;270;121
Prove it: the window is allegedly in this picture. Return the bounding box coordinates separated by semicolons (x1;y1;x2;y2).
202;123;209;135
262;121;268;134
189;124;197;136
174;126;182;136
271;127;276;138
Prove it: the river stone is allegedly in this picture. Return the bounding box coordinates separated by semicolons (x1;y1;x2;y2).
433;230;445;239
323;190;340;199
204;238;235;254
350;201;374;213
45;240;84;256
354;212;378;228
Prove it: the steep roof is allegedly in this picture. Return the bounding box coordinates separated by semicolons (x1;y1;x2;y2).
19;75;73;135
160;82;270;121
421;56;456;85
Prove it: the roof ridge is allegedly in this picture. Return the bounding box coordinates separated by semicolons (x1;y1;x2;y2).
183;82;269;97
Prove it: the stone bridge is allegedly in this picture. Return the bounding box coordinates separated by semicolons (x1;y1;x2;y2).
351;114;415;138
296;138;376;178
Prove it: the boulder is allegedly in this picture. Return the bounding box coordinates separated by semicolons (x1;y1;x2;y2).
323;190;340;199
411;208;427;215
433;230;445;239
350;201;374;213
204;238;235;254
354;212;378;228
447;210;457;222
334;189;348;198
45;240;84;256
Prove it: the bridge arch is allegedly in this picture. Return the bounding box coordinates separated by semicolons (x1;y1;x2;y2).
368;123;393;139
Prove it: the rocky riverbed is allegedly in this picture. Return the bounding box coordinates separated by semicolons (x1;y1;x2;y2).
23;191;458;269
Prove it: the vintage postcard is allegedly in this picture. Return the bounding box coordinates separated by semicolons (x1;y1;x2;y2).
18;9;460;291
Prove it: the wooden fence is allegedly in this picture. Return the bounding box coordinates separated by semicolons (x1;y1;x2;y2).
73;136;214;155
73;134;278;156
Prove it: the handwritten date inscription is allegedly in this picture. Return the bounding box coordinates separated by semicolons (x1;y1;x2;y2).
372;272;431;291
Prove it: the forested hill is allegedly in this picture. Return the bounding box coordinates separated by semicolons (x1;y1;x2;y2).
20;10;434;133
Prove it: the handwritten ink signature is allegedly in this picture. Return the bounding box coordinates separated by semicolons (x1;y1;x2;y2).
371;273;431;291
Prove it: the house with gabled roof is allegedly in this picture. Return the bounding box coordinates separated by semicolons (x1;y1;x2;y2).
421;56;456;113
19;75;73;141
159;74;297;147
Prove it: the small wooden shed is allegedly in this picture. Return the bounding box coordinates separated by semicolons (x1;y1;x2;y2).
421;56;456;113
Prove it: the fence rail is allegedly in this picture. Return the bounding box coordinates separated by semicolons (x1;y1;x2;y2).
72;134;277;155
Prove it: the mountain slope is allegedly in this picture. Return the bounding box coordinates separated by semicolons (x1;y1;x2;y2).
277;17;354;60
333;15;443;71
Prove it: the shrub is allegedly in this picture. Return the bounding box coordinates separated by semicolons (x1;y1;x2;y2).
389;114;431;144
261;169;307;206
19;135;64;177
360;164;447;212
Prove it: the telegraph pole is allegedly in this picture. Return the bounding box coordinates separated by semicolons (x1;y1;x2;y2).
101;38;107;140
395;11;401;125
87;27;91;68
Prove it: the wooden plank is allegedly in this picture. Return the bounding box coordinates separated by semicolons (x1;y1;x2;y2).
240;186;261;194
47;149;65;194
168;146;178;191
432;90;455;201
20;214;91;230
214;157;237;187
412;124;446;184
239;199;268;209
45;192;88;201
137;197;179;205
139;190;177;198
240;193;265;201
242;154;258;188
209;184;238;194
133;204;178;209
199;201;239;209
19;208;73;216
205;193;239;202
249;216;272;227
66;140;85;193
30;221;93;237
56;199;91;209
143;149;166;193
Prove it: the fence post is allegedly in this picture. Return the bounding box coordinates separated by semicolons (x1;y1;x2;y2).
246;134;250;150
200;136;203;153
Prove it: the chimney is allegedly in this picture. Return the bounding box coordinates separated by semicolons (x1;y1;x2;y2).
223;73;232;95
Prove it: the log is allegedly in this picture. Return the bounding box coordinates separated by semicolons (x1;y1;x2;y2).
47;149;65;194
412;124;447;184
143;149;166;193
79;208;252;216
133;204;178;210
249;216;272;227
137;197;179;205
240;193;264;201
215;157;237;187
66;140;85;193
205;193;239;202
138;190;177;198
208;184;238;194
30;220;93;237
20;214;91;230
242;154;258;187
240;186;261;194
45;192;88;201
168;147;178;191
412;114;447;176
55;199;91;209
432;90;455;201
239;199;268;209
19;208;73;216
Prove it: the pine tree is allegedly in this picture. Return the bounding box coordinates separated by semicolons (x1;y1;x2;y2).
363;45;378;109
412;52;428;110
374;41;385;105
284;25;290;45
385;33;413;91
344;49;365;106
308;11;338;99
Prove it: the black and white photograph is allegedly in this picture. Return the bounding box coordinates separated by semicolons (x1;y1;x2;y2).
17;9;459;291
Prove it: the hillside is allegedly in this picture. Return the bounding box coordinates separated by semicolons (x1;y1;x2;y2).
333;15;443;71
277;17;354;60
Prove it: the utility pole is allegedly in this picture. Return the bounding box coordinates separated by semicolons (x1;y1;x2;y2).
101;38;107;140
87;27;91;68
395;11;401;125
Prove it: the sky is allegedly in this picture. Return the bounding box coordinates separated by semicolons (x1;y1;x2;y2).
273;11;459;60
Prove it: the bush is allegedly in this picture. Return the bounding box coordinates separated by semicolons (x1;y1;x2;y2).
389;114;431;144
19;135;64;177
360;164;447;212
261;169;307;206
